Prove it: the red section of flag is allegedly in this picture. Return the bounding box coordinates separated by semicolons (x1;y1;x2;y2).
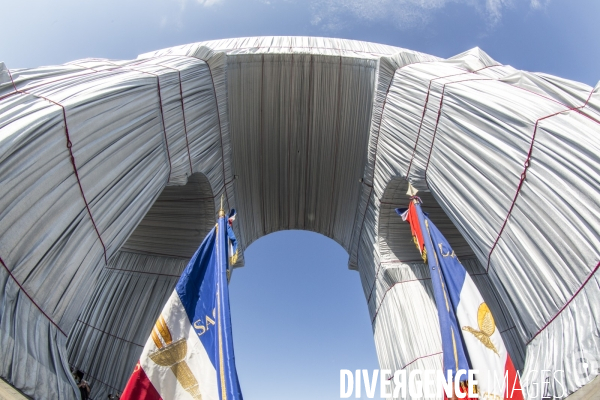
406;202;426;260
121;361;162;400
505;356;524;400
441;381;478;400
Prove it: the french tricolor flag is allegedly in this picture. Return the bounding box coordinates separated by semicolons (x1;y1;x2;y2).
398;195;523;400
121;209;243;400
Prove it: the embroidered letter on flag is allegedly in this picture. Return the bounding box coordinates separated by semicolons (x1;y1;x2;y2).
121;208;243;400
398;197;523;400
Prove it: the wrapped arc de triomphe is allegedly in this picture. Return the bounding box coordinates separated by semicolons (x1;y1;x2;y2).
0;37;599;399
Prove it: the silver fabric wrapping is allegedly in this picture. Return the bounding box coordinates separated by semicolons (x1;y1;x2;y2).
67;252;188;399
0;55;223;399
0;37;598;399
369;48;600;398
66;172;216;399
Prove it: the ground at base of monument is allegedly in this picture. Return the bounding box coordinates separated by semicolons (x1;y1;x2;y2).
0;379;29;400
566;375;600;400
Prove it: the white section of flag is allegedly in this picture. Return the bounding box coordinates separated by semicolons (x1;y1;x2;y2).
139;290;220;400
455;274;508;397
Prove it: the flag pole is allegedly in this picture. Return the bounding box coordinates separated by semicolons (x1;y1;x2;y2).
219;194;225;218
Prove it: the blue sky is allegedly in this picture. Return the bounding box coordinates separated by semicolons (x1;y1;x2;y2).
2;0;599;85
3;1;598;399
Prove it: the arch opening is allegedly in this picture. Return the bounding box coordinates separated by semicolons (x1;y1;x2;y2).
371;177;526;395
228;229;379;400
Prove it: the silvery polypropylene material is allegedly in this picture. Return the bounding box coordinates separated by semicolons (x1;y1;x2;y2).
0;37;598;399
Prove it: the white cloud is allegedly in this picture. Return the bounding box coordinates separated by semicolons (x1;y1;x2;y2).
529;0;550;9
306;0;549;30
197;0;223;6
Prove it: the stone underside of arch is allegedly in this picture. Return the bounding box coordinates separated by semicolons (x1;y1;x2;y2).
0;37;599;399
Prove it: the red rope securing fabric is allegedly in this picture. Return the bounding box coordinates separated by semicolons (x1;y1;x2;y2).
0;68;105;102
355;63;496;289
401;352;443;370
422;77;492;182
526;260;600;345
174;55;233;212
119;66;173;182
82;57;234;204
76;318;144;348
406;65;500;180
371;277;432;324
0;256;67;336
486;87;597;272
354;67;401;266
354;62;489;269
154;63;194;175
106;266;182;278
366;259;429;304
6;70;108;265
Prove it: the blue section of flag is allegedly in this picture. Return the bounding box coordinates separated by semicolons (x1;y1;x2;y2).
413;202;470;378
174;212;243;399
426;218;468;312
215;214;243;400
175;226;218;368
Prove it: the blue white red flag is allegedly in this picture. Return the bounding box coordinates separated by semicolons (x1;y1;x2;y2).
398;199;523;400
121;208;243;400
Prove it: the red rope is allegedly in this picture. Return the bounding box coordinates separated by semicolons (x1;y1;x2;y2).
118;66;173;181
366;259;431;304
154;63;194;175
354;68;399;268
486;87;597;271
6;70;108;264
353;62;490;271
186;55;232;212
405;71;482;179
386;352;444;380
0;68;108;102
0;256;67;336
150;55;240;214
500;326;516;334
527;260;600;345
76;318;144;348
401;352;443;370
406;65;500;180
92;57;235;204
106;266;182;277
422;77;492;182
371;277;432;324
